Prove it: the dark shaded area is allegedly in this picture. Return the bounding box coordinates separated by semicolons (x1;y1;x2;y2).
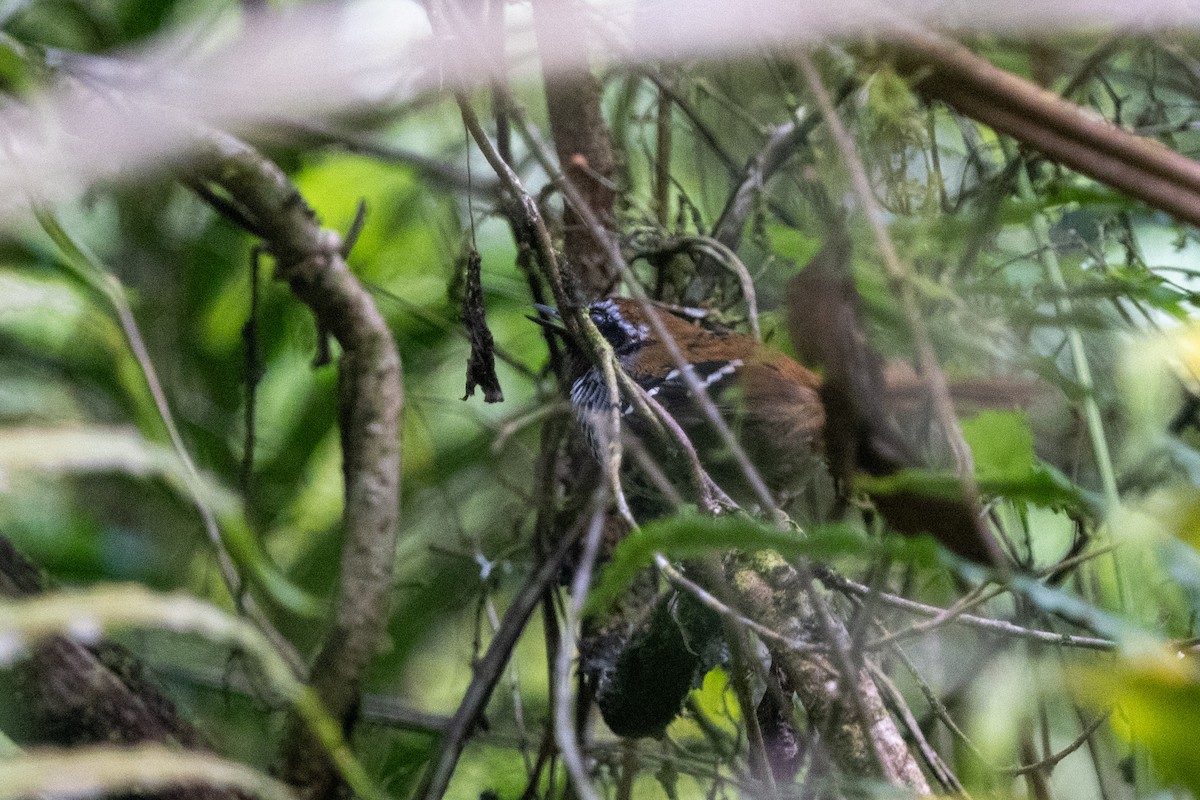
756;664;804;784
593;589;721;739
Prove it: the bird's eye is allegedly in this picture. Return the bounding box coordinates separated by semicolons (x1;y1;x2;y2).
589;301;642;352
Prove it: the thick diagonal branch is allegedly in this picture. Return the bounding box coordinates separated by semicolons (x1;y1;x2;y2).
186;132;403;800
890;25;1200;227
726;551;930;792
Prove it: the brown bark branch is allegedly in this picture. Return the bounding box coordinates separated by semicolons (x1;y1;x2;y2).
531;0;619;297
890;26;1200;227
185;131;403;800
726;552;931;793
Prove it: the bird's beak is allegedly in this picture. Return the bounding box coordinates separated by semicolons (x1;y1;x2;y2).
528;304;567;334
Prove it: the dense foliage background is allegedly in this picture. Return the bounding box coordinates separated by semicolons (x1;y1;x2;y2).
5;2;1200;799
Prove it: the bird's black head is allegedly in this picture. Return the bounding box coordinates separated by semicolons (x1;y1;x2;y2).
587;299;650;355
530;299;652;357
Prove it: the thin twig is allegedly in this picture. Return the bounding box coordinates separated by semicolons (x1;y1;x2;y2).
889;637;991;765
241;246;263;498
491;402;571;455
861;583;999;651
889;25;1200;228
869;663;970;797
554;496;611;800
483;594;533;773
1005;714;1109;776
654;555;812;653
635;386;735;512
454;91;638;527
708;78;856;254
639;69;744;176
272;120;498;195
157;661;453;734
678;235;760;339
655;85;673;227
728;635;780;800
723;553;931;789
363;278;536;380
1004;141;1127;607
416;518;587;800
822;571;1118;651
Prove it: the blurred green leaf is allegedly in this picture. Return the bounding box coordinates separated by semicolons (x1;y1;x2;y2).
1039;183;1137;212
767;224;821;267
1073;653;1200;798
1010;573;1151;645
0;34;33;94
585;512;936;615
0;426;322;616
962;411;1035;479
862;411;1096;512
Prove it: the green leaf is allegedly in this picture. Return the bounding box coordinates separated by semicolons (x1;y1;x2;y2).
1073;653;1200;798
767;225;821;267
0;426;323;617
962;410;1035;479
1039;183;1138;212
858;465;1092;513
967;411;1099;509
0;35;33;95
690;667;737;730
866;66;920;128
1011;573;1149;645
861;411;1097;512
584;513;936;615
